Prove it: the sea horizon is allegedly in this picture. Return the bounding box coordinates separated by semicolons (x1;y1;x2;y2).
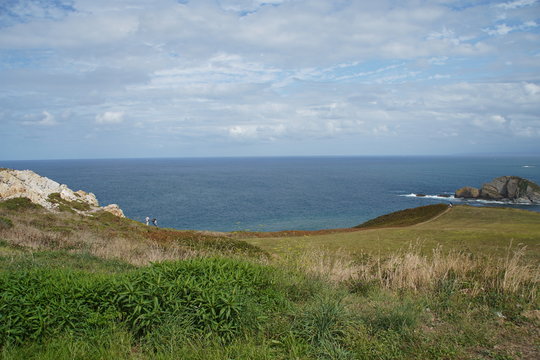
4;153;540;162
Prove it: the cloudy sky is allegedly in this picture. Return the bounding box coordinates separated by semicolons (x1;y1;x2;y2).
1;0;539;160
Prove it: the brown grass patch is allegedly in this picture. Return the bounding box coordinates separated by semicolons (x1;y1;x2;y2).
289;242;539;300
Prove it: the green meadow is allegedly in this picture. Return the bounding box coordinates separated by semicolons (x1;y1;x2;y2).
0;199;539;359
244;205;540;262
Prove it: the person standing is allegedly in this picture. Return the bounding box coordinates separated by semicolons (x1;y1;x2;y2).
152;218;158;227
145;216;150;226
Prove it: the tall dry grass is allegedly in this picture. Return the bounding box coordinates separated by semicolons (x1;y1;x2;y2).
0;213;204;266
290;243;539;301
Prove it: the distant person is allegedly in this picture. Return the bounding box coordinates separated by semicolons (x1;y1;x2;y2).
145;216;150;226
152;218;158;227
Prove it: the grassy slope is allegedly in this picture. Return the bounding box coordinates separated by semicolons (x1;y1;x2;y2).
1;198;539;359
245;205;540;261
0;198;267;268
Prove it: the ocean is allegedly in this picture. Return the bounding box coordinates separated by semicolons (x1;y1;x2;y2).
2;156;540;232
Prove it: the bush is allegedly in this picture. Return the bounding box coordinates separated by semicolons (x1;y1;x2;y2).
48;193;90;212
0;198;42;211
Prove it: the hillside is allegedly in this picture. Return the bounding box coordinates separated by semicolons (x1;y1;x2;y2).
244;205;540;262
1;196;539;359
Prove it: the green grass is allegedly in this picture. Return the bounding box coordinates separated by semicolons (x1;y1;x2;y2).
245;205;540;261
355;203;449;229
0;198;42;211
47;193;91;212
0;217;13;230
0;251;537;359
0;250;136;273
0;199;538;359
0;257;287;345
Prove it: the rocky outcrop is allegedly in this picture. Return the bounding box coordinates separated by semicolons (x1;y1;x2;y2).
455;176;540;204
0;168;125;217
101;204;125;217
455;186;480;199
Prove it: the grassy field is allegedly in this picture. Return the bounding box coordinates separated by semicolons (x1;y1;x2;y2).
244;205;540;261
0;198;539;359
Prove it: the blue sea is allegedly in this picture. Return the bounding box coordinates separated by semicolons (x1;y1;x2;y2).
2;156;540;232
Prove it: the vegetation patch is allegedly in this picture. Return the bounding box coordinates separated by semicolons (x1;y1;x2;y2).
0;204;539;358
0;198;42;211
355;203;449;229
47;193;91;212
0;257;286;346
0;217;13;230
146;229;268;258
0;251;136;273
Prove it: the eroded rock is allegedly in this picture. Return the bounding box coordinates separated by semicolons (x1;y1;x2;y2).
455;186;480;199
455;176;540;204
0;168;125;217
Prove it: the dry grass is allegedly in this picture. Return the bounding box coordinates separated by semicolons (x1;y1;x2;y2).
289;242;540;301
0;209;247;266
1;221;203;265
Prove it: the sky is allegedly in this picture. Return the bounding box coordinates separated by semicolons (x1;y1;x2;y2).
0;0;539;160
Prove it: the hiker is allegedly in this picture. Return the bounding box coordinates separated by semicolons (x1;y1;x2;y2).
145;216;150;226
152;218;158;227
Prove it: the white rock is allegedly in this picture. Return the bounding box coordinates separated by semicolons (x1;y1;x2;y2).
102;204;125;218
0;168;123;217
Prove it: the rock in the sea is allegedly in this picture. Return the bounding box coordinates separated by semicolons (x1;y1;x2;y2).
0;168;125;217
456;176;540;204
455;186;480;199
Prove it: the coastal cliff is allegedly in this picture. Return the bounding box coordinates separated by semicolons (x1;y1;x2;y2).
455;176;540;204
0;168;125;217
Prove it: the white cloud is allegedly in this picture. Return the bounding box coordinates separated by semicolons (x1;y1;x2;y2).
1;0;540;158
22;111;58;126
95;111;125;124
491;115;507;124
484;21;538;36
524;82;540;95
228;124;286;140
38;111;58;126
485;23;513;35
495;0;538;10
218;0;289;12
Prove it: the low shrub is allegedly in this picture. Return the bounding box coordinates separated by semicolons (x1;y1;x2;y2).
0;257;286;345
47;193;90;212
0;198;42;211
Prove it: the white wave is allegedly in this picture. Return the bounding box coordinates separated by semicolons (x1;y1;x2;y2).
400;193;454;200
401;193;536;205
522;165;536;168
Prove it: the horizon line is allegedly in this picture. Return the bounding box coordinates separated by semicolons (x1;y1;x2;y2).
2;153;540;162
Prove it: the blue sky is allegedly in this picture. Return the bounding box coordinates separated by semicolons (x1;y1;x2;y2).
1;0;539;160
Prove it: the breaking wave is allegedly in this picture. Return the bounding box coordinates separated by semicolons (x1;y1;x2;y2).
400;193;534;205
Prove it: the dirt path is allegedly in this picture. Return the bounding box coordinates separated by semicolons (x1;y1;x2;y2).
411;206;452;227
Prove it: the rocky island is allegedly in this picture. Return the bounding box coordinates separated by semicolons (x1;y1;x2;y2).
455;176;540;204
0;168;125;217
